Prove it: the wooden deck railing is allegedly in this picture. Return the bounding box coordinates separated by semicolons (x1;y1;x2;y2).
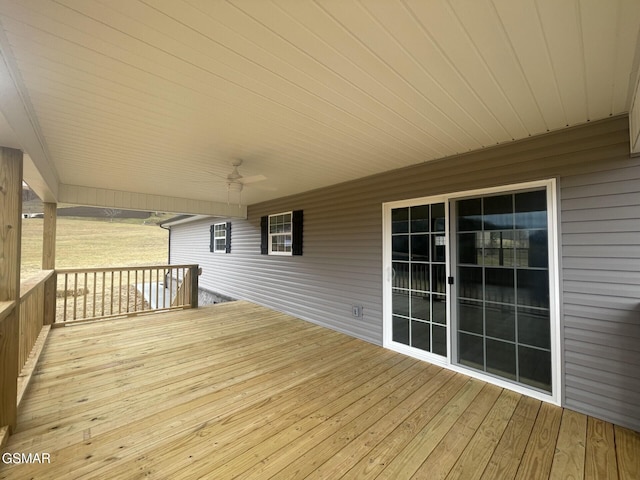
0;299;18;444
19;270;54;369
1;264;199;446
17;270;56;408
55;264;200;323
1;270;55;445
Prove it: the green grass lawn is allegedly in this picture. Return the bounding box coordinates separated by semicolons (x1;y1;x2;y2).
21;217;169;280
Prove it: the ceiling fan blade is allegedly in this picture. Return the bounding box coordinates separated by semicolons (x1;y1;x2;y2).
251;184;278;192
239;174;267;185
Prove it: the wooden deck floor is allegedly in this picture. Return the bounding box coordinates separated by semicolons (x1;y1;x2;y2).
1;301;638;479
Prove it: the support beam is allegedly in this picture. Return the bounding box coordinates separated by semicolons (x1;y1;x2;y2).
58;184;247;218
630;75;640;155
628;25;640;156
42;202;57;325
42;202;56;270
0;146;22;432
190;266;201;309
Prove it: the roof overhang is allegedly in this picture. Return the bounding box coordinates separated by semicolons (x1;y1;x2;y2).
0;1;638;213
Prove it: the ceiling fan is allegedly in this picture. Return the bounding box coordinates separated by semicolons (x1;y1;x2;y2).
224;159;267;188
214;159;269;205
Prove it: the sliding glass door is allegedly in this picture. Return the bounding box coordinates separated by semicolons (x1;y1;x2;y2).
390;202;448;358
384;181;557;399
453;189;551;392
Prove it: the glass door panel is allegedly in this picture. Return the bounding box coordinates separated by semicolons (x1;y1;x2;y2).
454;189;552;392
391;202;447;357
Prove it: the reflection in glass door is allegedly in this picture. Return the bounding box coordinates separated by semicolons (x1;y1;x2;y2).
454;189;552;392
391;203;447;356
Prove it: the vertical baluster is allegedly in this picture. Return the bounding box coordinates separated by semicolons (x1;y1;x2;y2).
163;268;167;308
148;269;152;310
134;270;139;312
92;272;97;318
141;269;146;310
118;270;123;314
159;268;164;309
182;267;186;306
174;268;178;306
127;270;131;312
83;272;88;319
169;267;174;307
72;273;78;320
110;271;114;315
143;268;147;310
101;271;106;317
63;274;68;322
155;268;160;311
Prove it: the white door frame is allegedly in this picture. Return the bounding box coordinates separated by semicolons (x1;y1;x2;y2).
382;179;561;405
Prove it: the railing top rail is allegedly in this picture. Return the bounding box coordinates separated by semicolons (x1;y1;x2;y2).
20;270;55;300
0;300;15;323
55;264;199;274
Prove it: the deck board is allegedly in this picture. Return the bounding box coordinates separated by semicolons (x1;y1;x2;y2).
0;301;637;479
408;383;502;480
480;395;540;480
549;409;587;479
615;425;640;480
446;388;521;480
364;377;485;480
584;417;617;479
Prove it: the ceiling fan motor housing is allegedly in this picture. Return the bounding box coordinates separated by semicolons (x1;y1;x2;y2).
227;181;243;192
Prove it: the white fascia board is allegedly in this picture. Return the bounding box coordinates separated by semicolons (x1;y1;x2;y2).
58;184;247;218
160;215;214;227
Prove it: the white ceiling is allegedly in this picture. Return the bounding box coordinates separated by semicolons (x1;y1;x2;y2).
0;0;639;213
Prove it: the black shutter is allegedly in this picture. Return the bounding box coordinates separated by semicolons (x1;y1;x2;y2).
209;225;214;253
260;216;268;254
225;222;232;253
292;210;303;256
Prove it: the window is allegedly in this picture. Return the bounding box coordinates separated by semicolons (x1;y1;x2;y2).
210;222;231;253
269;212;292;254
261;210;303;256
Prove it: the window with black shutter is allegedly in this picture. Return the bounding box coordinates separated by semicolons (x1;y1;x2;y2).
260;210;303;256
210;222;231;253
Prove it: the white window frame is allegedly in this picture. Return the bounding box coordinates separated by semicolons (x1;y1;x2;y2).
212;222;228;253
268;211;293;256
